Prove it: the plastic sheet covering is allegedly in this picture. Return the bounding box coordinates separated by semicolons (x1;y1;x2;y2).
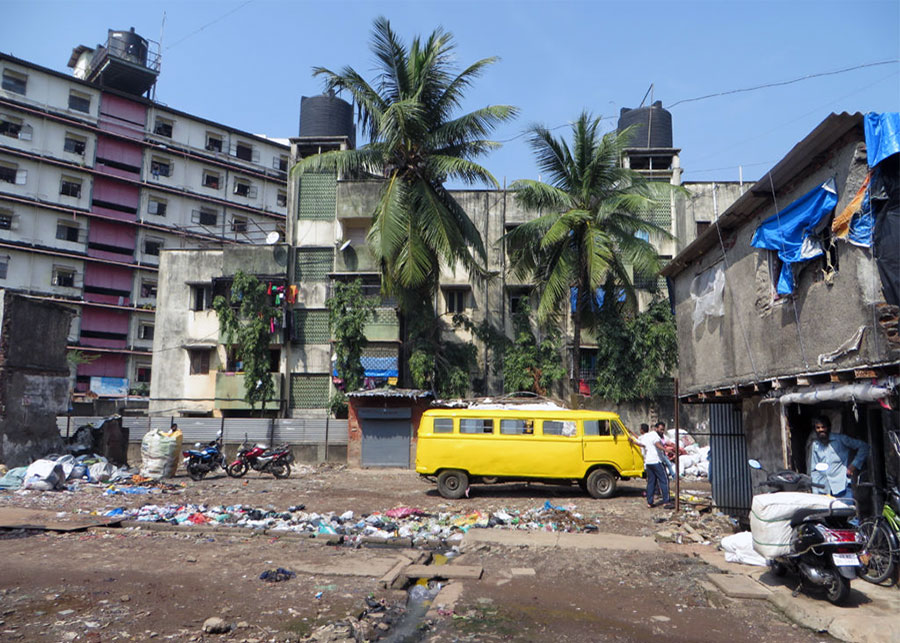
769;377;895;405
751;178;838;295
864;112;900;168
832;173;873;247
721;531;767;566
690;263;725;330
751;492;852;559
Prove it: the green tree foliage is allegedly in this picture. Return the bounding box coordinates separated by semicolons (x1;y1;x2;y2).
590;298;678;402
212;271;281;412
292;16;517;307
506;111;679;381
407;298;476;398
326;279;375;392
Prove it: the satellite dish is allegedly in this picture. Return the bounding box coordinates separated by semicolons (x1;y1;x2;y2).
339;239;352;252
265;231;280;245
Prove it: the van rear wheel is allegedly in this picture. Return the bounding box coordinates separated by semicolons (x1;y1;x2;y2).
437;470;469;499
585;469;616;499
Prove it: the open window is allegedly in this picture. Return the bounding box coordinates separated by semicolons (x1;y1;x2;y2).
0;254;9;280
150;157;172;178
0;161;26;185
52;265;76;288
60;176;82;198
2;69;27;95
443;286;470;314
56;220;80;242
230;216;248;233
138;322;155;340
64;133;86;155
206;132;223;152
0;114;31;140
188;349;211;375
68;90;91;113
153;117;173;138
202;170;221;190
147;197;167;216
192;207;218;227
233;177;256;198
143;237;162;256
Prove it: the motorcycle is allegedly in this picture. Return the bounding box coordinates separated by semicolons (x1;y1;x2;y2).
182;430;226;481
748;459;863;605
226;439;293;479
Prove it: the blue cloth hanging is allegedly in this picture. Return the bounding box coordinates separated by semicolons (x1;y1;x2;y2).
865;112;900;168
751;178;838;295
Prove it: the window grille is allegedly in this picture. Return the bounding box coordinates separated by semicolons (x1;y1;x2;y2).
297;172;336;220
294;248;332;281
290;374;329;409
292;309;330;343
647;191;671;228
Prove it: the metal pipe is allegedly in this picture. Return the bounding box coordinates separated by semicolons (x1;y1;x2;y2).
674;378;681;512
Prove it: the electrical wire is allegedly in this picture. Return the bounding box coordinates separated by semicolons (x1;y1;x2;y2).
165;1;255;51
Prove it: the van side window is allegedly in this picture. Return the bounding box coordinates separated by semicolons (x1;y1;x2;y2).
500;419;534;435
433;418;454;433
460;418;493;434
583;420;611;436
543;420;577;436
612;420;626;436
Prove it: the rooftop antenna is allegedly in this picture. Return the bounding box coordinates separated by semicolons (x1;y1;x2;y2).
152;11;166;102
638;83;653;108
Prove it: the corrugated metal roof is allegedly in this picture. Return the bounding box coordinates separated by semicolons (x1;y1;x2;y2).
662;112;864;279
347;388;434;400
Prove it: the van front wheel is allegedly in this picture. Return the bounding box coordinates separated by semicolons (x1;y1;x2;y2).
437;470;469;499
585;469;616;499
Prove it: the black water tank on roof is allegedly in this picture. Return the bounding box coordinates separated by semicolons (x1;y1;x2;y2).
617;100;673;148
108;27;148;66
299;93;355;140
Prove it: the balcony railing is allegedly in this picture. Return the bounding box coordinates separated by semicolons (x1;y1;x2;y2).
214;372;282;410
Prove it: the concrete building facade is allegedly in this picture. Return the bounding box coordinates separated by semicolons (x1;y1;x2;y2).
0;30;287;405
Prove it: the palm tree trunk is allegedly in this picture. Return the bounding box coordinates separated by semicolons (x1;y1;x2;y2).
573;293;581;403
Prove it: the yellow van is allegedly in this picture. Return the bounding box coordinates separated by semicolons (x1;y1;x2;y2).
415;408;644;499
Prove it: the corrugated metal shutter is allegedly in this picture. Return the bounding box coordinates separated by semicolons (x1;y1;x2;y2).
290;374;330;409
360;409;411;467
297;172;336;220
295;248;333;281
293;309;330;343
709;403;752;518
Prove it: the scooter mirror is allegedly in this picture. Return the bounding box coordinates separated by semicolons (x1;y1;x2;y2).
814;462;829;472
194;442;201;448
748;459;762;469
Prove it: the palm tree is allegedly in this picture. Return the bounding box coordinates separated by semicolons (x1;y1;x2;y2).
506;111;677;388
293;16;517;303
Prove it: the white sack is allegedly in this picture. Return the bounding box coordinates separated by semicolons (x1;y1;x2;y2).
721;532;767;566
750;492;852;559
88;461;117;482
140;430;181;479
23;459;65;490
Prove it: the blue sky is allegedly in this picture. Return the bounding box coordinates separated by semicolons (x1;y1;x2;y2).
4;0;899;187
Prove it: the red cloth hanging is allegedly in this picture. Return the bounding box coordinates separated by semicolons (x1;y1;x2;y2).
578;380;591;396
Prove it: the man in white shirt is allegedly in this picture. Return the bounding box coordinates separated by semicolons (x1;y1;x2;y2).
638;424;672;508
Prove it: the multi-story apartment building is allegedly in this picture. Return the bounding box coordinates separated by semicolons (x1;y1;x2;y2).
0;29;288;401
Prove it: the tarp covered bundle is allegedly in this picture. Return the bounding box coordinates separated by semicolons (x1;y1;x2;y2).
750;491;852;559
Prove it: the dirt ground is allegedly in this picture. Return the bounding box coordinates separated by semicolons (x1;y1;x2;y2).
0;466;833;642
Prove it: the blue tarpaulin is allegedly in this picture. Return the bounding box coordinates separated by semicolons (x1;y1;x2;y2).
333;356;398;379
570;286;625;313
865;112;900;168
751;178;838;295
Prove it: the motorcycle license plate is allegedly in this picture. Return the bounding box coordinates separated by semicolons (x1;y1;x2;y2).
832;553;859;567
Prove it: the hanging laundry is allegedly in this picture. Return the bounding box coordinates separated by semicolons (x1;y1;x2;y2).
287;285;298;304
832;172;872;247
578;380;591;396
267;282;272;295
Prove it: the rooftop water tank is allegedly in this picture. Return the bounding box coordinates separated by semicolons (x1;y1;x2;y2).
617;101;673;148
108;27;148;67
299;92;355;142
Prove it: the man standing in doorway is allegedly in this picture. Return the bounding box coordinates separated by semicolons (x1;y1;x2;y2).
638;424;672;508
808;416;869;499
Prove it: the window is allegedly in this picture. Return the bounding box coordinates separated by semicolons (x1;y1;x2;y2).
2;70;27;95
277;190;287;207
56;221;80;242
276;155;289;172
0;115;31;140
460;418;493;435
205;133;223;152
189;349;210;375
233;178;256;198
192;208;218;226
0;255;8;280
153;117;173;137
543;420;577;436
52;266;76;287
136;364;152;383
150;158;171;178
444;289;468;314
60;177;82;198
68;90;91;113
144;238;162;256
508;290;531;315
230;216;248;233
140;280;157;298
138;323;155;340
0;209;12;230
235;141;253;161
191;285;211;311
500;419;534;435
0;162;25;185
433;418;454;434
583;420;611;436
147;197;167;216
64;133;86;155
696;221;711;236
202;170;220;189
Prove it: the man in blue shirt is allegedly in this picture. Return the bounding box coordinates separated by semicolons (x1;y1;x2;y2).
808;416;869;499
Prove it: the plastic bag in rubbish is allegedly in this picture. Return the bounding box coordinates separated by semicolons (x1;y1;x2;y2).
23;459;66;490
721;531;767;566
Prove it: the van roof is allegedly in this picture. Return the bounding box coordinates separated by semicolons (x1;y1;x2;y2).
422;408;621;419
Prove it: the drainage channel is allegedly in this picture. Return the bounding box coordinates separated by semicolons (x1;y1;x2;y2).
380;552;451;643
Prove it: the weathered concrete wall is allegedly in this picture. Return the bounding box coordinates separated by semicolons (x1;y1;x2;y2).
678;182;747;248
671;138;898;395
0;291;75;466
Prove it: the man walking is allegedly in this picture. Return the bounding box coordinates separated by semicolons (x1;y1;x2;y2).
638;424;672;508
655;422;678;480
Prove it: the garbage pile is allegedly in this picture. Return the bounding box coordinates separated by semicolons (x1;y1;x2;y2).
108;501;604;544
665;429;710;478
0;454;137;491
654;508;738;546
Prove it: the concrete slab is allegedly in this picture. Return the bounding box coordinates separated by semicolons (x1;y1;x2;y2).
425;581;464;619
510;568;536;576
705;573;770;599
0;507;122;531
286;557;399;578
403;564;483;580
462;529;659;552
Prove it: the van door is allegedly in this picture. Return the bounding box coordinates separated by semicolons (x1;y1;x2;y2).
582;418;637;474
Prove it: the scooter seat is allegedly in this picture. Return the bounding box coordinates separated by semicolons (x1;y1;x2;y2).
789;507;827;527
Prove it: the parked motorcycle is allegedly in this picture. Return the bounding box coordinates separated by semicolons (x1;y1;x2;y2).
182;430;226;481
226;440;293;479
748;459;863;605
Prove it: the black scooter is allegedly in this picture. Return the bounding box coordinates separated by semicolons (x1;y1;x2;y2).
748;459;863;605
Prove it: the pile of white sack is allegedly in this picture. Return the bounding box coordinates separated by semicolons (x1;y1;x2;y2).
12;454;134;491
665;429;710;478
